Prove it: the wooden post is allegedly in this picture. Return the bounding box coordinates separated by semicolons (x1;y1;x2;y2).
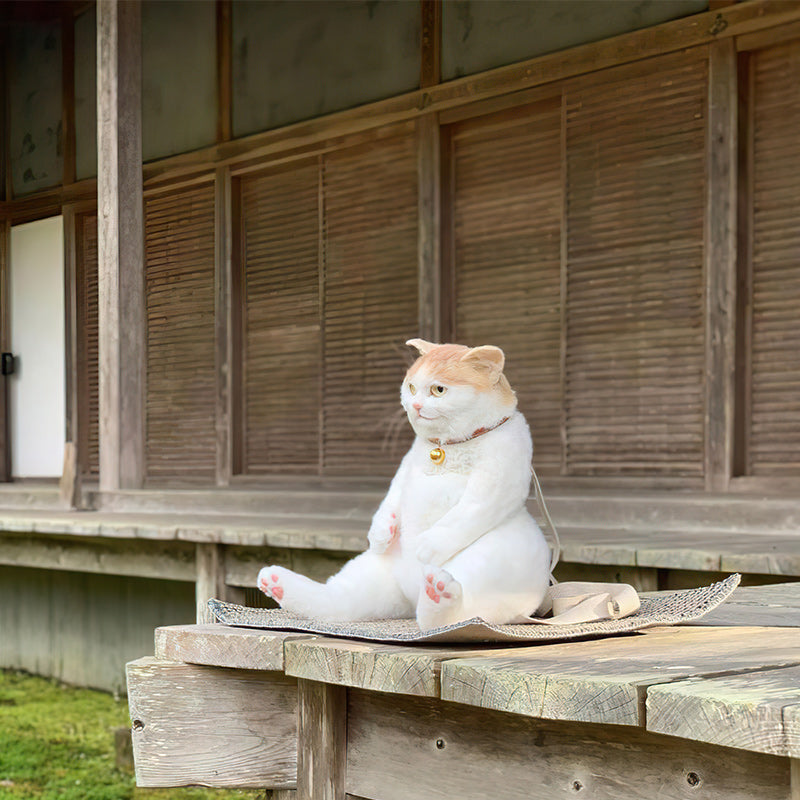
215;167;233;486
417;114;441;342
97;0;145;491
0;218;9;482
704;39;737;493
195;542;227;624
791;758;800;800
297;678;347;800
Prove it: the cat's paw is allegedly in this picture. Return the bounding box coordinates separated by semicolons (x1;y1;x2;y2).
422;568;462;606
368;512;400;554
417;567;464;630
415;529;450;567
257;566;288;603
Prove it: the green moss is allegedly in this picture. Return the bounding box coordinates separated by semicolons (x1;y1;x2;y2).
0;670;262;800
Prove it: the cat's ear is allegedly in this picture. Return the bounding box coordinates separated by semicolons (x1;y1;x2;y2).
406;338;437;356
460;345;505;379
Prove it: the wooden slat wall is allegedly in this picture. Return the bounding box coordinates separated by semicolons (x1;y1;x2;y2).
564;53;708;476
240;162;321;474
79;212;99;479
237;129;418;478
448;52;708;478
145;184;217;482
747;40;800;475
322;133;418;475
450;103;563;472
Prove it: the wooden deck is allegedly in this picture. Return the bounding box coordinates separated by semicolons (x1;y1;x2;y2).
127;582;800;800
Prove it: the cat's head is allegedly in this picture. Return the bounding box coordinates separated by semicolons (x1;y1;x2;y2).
401;339;517;441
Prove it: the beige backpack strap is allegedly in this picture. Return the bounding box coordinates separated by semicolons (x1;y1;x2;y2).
530;464;640;625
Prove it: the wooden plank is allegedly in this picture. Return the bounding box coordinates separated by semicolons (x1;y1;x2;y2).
97;0;145;490
0;531;196;582
154;623;313;671
704;39;738;492
646;665;800;756
195;542;226;623
793;758;800;800
346;687;790;800
297;678;346;800
127;657;297;789
284;637;494;698
440;626;800;726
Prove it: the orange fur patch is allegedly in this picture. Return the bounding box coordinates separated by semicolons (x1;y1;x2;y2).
406;343;516;405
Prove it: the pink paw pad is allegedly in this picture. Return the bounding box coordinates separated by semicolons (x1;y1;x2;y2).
422;569;457;605
260;571;284;602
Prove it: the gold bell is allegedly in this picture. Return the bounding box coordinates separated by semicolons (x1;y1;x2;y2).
429;447;445;465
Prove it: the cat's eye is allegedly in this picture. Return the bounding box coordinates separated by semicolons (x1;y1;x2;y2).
408;383;417;395
430;385;447;397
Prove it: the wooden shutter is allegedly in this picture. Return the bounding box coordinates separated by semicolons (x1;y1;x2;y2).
322;131;418;475
145;183;216;482
747;40;800;475
450;102;563;472
77;212;99;479
239;162;321;474
564;52;708;476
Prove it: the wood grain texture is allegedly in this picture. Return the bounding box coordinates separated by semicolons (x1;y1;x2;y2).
746;37;800;477
647;665;800;757
195;542;226;623
0;531;196;582
284;637;490;698
704;38;738;491
346;687;790;800
144;182;217;483
440;626;800;726
97;0;145;491
155;623;312;671
297;678;346;800
127;657;297;789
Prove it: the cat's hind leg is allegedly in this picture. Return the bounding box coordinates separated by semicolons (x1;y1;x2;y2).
258;550;412;622
415;566;466;631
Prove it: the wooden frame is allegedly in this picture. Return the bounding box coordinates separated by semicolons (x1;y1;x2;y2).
2;0;800;496
704;39;739;492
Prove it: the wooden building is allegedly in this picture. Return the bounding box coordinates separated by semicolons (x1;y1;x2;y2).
1;0;800;692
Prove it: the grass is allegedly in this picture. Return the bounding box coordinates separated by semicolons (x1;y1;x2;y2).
0;670;264;800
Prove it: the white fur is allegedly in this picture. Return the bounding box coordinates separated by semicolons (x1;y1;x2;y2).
257;349;551;631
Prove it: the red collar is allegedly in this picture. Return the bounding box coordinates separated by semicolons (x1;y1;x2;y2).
428;415;511;447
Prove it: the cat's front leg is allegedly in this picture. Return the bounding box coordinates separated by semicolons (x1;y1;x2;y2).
367;510;400;554
415;527;454;567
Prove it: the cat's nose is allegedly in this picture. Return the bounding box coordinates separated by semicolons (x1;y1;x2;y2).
412;401;422;411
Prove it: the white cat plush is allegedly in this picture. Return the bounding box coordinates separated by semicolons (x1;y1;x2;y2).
257;339;551;631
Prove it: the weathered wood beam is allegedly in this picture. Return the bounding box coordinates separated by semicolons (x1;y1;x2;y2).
127;657;298;789
420;0;441;89
704;39;738;492
195;542;227;623
297;678;347;800
417;115;441;342
214;167;233;486
97;0;145;490
0;532;196;582
345;688;789;800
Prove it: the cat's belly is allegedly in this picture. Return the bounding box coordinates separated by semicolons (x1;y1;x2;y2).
398;470;469;534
